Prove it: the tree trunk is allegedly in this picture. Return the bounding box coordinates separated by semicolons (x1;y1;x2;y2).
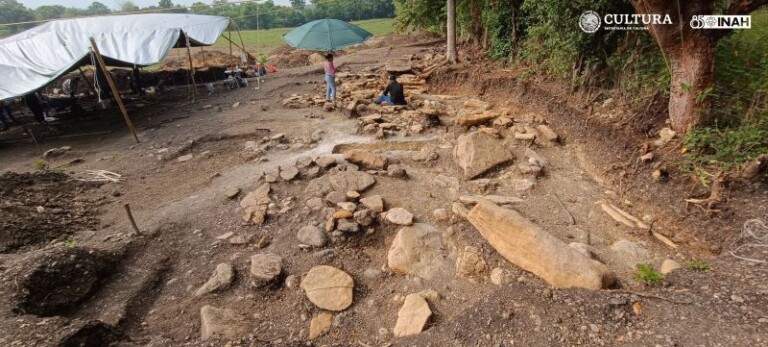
667;34;715;131
447;0;457;63
630;0;715;133
631;0;768;132
470;0;482;46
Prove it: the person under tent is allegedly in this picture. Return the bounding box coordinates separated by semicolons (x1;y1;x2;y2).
374;74;407;106
24;92;57;123
0;99;19;131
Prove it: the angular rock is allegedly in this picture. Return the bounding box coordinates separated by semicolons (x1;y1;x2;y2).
456;112;498;127
385;59;413;73
280;166;300;181
387;223;445;279
337;202;357;212
387;164;407;178
194;263;235;297
224;187;240;199
305;177;333;197
359;195;384;213
337;219;360;233
413;145;439;162
386;207;414;225
297;225;328;247
455;246;487;278
452;202;469;218
654;127;677;147
200;305;248;341
306;197;325;211
250;253;282;287
536;124;559;142
432;208;449;221
393;294;432;337
343;149;388;170
309;312;333;340
610;239;652;269
301;265;354;311
240;183;271;225
328;170;376;192
463;99;491;110
315;155;337;168
353;209;375;226
454;131;514;179
325;191;347;205
661;259;682;274
466;200;614;289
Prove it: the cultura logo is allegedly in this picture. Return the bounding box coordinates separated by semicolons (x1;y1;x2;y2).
579;11;601;33
580;11;673;33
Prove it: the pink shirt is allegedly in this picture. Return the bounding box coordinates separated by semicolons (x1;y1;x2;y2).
325;61;336;76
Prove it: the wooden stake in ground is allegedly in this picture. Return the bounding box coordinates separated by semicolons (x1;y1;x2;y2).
88;37;140;144
185;34;197;102
124;203;141;235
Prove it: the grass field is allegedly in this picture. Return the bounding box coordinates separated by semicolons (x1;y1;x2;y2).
213;18;394;54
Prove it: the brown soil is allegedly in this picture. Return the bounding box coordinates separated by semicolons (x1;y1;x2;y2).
0;35;765;347
0;171;103;253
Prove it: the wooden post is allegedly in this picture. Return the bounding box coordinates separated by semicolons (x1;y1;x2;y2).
124;203;141;235
88;37;140;144
185;34;197;102
228;27;233;56
233;21;247;64
220;35;256;62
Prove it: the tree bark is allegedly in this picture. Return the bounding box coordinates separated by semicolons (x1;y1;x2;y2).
631;0;768;132
667;33;715;131
447;0;458;63
470;0;482;46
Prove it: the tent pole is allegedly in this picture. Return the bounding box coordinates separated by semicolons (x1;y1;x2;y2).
185;35;197;102
233;21;247;63
220;34;256;62
228;27;233;56
77;67;97;95
88;37;139;144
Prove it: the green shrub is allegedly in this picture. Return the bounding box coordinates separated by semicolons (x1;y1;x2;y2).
685;259;711;271
635;263;664;285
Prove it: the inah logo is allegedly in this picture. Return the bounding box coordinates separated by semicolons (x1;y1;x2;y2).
691;15;751;29
579;11;601;33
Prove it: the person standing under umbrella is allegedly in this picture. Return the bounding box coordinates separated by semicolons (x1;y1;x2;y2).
324;53;336;102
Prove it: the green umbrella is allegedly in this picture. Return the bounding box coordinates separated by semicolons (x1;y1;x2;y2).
282;19;373;52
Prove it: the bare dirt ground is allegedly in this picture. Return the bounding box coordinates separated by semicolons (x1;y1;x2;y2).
0;35;766;347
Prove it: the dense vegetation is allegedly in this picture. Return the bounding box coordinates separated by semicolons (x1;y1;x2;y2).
395;0;768;177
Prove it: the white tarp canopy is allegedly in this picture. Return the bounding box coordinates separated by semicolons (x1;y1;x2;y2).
0;13;230;100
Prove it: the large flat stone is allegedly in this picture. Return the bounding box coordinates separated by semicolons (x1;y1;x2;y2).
301;265;354;311
328;170;376;192
453;131;514;179
467;200;614;289
387;223;445;280
200;305;249;341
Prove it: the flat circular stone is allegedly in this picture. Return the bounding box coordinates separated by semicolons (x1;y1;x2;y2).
301;265;354;311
